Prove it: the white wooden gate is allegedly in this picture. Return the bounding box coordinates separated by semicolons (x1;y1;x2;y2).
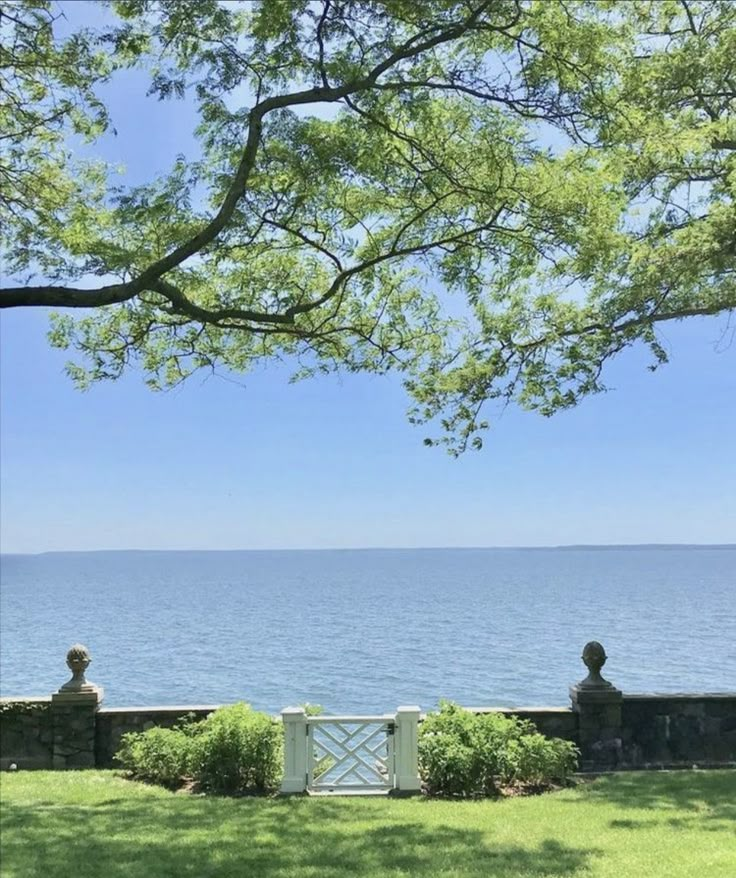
280;705;421;795
308;715;395;792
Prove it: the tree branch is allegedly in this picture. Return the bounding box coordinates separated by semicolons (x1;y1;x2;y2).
0;283;135;309
516;299;736;353
1;1;494;311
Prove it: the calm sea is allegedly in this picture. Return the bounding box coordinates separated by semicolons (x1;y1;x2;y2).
1;547;734;712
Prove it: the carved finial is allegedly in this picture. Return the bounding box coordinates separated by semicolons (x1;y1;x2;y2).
578;641;613;689
60;643;93;692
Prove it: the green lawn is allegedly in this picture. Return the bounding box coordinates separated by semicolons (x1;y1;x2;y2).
1;770;734;877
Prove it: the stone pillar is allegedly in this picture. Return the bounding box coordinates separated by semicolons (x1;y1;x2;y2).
51;644;103;769
570;641;622;771
394;705;422;793
280;707;308;793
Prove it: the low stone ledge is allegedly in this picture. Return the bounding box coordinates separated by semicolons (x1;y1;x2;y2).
464;706;579;741
98;704;222;715
468;706;576;721
95;704;220;767
0;696;52;704
623;693;735;701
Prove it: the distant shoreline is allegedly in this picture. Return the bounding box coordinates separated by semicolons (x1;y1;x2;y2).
2;543;735;557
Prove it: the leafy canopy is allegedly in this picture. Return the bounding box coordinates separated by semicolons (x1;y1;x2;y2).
1;0;734;452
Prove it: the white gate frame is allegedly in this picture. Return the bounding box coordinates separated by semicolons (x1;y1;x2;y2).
280;705;421;794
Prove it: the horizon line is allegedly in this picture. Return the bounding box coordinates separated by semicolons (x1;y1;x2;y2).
2;542;735;557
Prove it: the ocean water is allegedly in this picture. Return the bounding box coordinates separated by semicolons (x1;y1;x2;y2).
0;547;734;712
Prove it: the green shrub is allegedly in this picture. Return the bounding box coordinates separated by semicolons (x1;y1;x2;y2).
190;702;283;795
417;702;485;795
498;733;579;787
114;705;282;795
302;703;324;716
418;701;578;796
116;726;193;788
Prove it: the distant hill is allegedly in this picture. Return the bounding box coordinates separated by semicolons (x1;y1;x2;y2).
1;543;734;557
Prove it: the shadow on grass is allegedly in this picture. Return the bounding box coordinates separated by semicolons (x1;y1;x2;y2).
579;770;736;831
1;795;597;878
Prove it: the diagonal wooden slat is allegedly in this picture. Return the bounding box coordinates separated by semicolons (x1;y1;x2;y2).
318;723;387;756
330;754;385;786
315;724;387;766
320;743;386;784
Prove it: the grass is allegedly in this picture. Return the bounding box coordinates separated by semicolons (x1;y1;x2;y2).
1;770;734;877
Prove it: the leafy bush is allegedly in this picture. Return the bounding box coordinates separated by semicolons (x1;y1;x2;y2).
115;704;282;795
116;726;193;788
190;702;283;795
302;703;324;716
498;733;578;787
418;702;578;796
417;702;484;796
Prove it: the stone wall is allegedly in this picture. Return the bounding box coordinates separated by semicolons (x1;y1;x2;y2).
0;696;218;770
2;641;735;773
6;694;734;773
621;694;736;768
0;697;53;769
95;705;219;767
473;696;736;770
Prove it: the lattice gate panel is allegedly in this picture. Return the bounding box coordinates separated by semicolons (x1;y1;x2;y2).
307;716;395;792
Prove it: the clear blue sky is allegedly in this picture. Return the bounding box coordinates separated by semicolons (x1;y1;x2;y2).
1;2;735;553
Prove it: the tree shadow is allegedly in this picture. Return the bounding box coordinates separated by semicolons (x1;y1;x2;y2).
1;795;598;878
577;770;736;830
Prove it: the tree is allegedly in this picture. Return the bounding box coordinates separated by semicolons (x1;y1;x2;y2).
1;0;734;452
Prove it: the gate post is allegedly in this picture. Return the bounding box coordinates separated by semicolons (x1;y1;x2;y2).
394;705;422;792
280;707;308;793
